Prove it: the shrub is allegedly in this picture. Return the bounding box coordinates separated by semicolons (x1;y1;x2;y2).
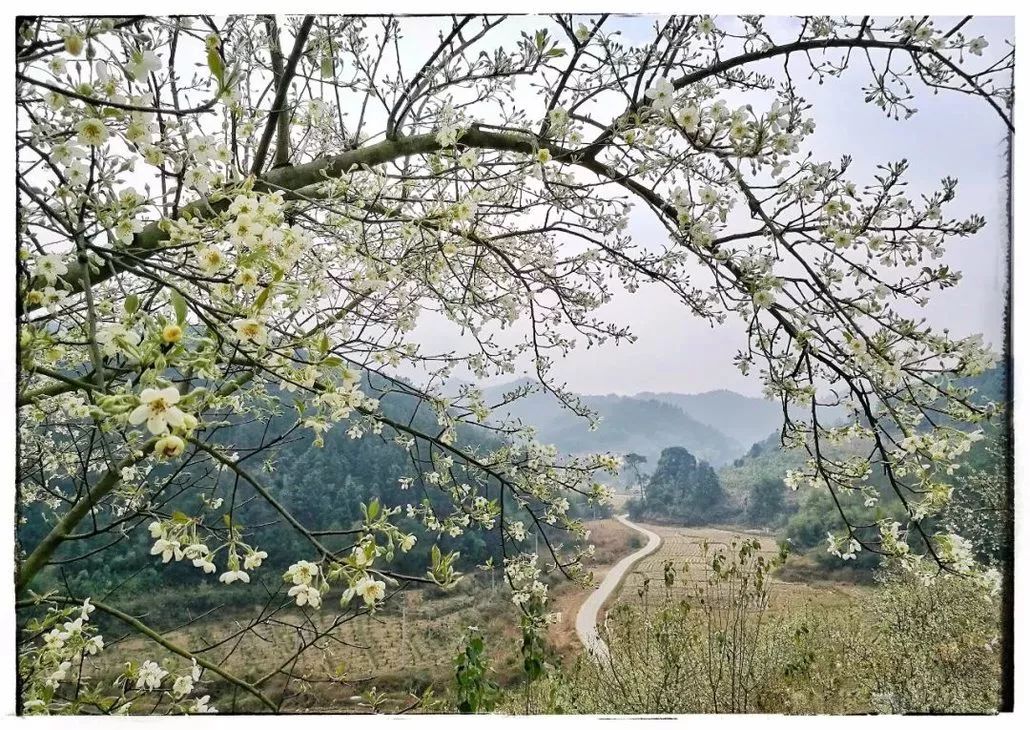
507;549;1002;714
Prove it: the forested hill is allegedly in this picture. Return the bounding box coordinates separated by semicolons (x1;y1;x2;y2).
21;371;603;601
481;380;740;466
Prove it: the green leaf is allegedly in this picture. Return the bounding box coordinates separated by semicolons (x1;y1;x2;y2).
124;294;139;314
207;47;225;87
169;289;187;324
254;285;271;312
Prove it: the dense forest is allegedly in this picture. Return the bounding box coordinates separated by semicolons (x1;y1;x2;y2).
18;370;611;613
627;447;726;524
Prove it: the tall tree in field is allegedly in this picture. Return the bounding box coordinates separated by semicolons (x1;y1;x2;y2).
15;15;1011;713
747;476;787;525
623;452;648;500
644;446;724;522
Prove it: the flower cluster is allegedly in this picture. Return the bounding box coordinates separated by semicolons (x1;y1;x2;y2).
284;559;325;608
148;516;267;584
434;101;465;147
505;554;549;611
20;597;214;715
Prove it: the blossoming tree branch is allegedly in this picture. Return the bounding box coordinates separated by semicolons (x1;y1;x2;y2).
15;14;1011;713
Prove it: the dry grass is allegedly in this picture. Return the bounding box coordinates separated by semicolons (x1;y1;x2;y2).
88;517;637;712
86;518;865;712
610;522;871;616
91;584;526;712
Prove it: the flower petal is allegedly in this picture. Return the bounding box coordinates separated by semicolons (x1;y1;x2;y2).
164;407;185;428
128;404;150;425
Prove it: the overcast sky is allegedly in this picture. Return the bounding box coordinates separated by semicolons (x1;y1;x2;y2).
405;15;1013;397
24;15;1007;400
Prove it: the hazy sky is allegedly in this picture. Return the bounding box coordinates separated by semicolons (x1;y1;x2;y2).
26;15;1007;399
407;16;1013;397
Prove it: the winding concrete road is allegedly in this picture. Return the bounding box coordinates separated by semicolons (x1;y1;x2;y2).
575;514;661;661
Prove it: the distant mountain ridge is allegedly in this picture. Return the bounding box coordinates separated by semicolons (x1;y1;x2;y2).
402;363;1008;483
635;389;785;449
481;379;747;467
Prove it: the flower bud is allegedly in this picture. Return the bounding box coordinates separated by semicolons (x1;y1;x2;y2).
155;434;186;460
65;35;84;56
161;323;183;344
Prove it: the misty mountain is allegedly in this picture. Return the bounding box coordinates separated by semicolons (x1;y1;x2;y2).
636;389;787;448
482;380;741;466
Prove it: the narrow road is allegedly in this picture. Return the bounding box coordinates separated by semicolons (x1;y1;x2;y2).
575;514;661;661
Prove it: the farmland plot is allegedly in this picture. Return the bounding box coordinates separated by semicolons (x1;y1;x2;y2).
88;518;636;711
613;524;870;615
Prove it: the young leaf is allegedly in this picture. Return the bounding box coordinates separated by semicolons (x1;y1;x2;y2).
169;289;187;324
254;285;271;312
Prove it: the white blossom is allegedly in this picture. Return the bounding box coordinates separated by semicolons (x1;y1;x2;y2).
136;660;168;691
644;78;676;110
128;387;187;435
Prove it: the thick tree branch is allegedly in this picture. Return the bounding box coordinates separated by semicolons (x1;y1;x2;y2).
251;15;315;175
17;440;158;592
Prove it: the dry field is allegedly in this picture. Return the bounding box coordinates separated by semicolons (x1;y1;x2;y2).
89;517;636;712
86;519;865;712
91;584;522;712
608;522;871;616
